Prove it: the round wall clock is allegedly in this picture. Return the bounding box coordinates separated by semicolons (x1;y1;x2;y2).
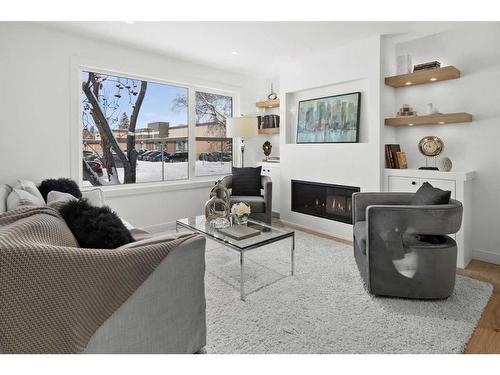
418;136;444;157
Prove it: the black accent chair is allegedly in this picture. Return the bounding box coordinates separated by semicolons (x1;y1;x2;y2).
352;192;463;299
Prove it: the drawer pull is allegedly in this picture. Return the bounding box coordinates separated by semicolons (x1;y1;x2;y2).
411;181;417;185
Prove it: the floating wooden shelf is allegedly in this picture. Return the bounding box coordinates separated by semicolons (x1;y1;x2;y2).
256;99;280;109
385;66;461;88
258;128;280;135
384;112;472;127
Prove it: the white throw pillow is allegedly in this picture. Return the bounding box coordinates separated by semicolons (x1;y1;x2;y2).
47;190;78;210
7;188;46;211
15;180;45;203
82;188;104;207
0;184;13;213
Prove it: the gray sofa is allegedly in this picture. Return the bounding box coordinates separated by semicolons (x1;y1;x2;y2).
220;174;272;224
84;234;207;353
352;192;463;299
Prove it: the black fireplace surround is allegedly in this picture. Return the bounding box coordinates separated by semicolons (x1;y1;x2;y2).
291;180;360;224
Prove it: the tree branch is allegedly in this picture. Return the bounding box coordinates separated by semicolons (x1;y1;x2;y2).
82;73;128;166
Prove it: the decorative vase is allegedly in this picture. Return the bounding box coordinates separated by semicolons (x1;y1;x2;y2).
209;182;230;204
205;196;229;221
426;103;440;115
396;54;412;75
205;181;230;221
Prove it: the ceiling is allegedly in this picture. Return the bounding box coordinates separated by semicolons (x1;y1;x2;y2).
43;21;460;76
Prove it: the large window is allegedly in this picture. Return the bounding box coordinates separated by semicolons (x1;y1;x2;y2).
194;91;233;176
81;70;234;186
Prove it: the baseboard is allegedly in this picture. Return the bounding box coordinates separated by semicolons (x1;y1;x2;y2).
472;249;500;266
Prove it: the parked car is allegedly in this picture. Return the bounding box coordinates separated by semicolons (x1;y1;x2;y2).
87;160;103;176
83;151;99;162
198;152;231;162
144;151;161;161
167;152;188;163
151;152;170;162
198;152;209;161
210;152;232;162
138;150;155;161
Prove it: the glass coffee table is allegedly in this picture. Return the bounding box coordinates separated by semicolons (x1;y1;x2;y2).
176;216;295;301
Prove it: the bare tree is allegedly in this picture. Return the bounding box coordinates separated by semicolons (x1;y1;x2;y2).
172;91;233;155
172;91;231;137
82;72;147;184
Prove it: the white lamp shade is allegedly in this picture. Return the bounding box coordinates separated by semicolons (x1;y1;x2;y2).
226;116;258;138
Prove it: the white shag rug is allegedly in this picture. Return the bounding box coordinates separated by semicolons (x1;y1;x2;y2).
203;230;492;354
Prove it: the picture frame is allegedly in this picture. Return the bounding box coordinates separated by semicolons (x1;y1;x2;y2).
296;92;361;144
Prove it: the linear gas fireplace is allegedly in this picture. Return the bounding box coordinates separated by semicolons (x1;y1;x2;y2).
291;180;360;224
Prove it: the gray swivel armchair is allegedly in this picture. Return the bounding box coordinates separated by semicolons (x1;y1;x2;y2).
352;192;463;299
220;175;272;224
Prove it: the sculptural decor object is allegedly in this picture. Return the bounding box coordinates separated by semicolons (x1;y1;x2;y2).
262;141;272;161
418;135;444;170
267;83;278;100
205;181;230;223
438;156;453;172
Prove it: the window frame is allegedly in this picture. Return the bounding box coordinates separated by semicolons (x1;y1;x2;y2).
74;64;239;192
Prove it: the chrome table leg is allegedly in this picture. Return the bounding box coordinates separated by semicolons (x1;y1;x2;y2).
240;251;245;301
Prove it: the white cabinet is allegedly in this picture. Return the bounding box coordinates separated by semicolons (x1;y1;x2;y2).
383;169;475;268
261;162;280;214
388;176;420;193
388;176;456;197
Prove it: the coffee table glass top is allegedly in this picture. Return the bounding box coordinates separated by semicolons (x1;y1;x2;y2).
176;215;294;250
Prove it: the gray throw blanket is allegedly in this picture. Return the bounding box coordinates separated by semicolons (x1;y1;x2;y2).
0;206;195;353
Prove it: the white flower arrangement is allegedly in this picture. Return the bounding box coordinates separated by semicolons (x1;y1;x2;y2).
231;202;251;217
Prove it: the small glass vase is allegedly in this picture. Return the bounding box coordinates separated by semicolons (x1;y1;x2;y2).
234;214;249;225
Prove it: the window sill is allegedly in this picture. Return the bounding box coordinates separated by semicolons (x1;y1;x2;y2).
82;178;218;199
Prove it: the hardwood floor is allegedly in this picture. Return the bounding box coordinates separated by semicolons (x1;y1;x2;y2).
459;260;500;353
279;221;500;353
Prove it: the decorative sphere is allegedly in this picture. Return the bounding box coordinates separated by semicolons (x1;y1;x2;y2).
438;156;452;172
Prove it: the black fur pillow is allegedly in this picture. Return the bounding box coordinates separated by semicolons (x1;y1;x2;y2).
59;199;134;249
38;178;82;202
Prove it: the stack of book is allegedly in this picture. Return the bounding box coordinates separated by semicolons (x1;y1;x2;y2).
385;144;408;169
413;61;441;71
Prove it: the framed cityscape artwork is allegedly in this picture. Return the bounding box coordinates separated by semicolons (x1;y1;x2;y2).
296;92;361;144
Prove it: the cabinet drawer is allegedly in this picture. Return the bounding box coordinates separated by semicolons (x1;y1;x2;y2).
388;176;420;193
388;176;456;198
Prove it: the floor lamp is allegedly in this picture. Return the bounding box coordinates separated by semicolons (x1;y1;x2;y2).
226;116;258;167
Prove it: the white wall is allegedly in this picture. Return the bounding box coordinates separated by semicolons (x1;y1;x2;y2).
0;22;258;229
278;36;382;240
391;24;500;263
